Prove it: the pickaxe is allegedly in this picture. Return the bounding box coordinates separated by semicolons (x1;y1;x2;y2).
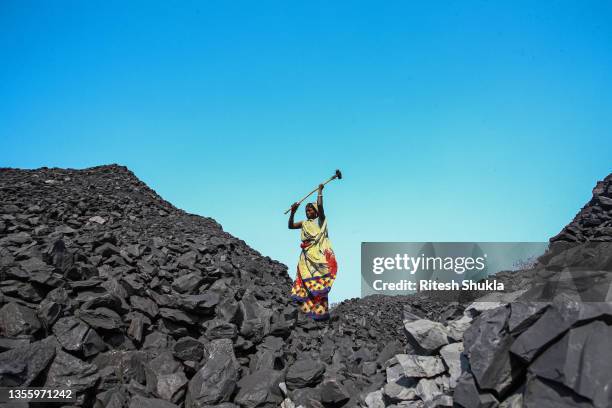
284;169;342;214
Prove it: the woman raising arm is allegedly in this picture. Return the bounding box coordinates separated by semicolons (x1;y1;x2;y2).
288;183;337;321
288;202;302;229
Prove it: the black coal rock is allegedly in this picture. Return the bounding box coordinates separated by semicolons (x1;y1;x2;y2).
285;359;325;390
0;302;41;337
129;395;180;408
185;339;239;407
0;338;56;386
233;368;284;407
173;337;205;362
45;348;100;397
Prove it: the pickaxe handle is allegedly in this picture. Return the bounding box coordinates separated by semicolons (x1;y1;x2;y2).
284;169;342;214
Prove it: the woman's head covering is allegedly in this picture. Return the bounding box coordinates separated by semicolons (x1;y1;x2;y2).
306;202;319;217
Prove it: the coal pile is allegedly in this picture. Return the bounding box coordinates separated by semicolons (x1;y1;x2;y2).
551;173;612;243
0;165;289;406
352;174;612;408
2;165;612;408
450;175;612;408
0;165;437;408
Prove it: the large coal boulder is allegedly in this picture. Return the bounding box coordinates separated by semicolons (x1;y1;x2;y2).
185;339;239;407
0;338;56;386
285;359;326;390
526;319;612;407
144;351;188;402
403;319;449;354
462;306;517;396
233;368;284;407
456;299;612;408
0;302;41;337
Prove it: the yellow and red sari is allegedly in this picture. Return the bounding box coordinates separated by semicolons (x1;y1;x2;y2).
290;208;338;320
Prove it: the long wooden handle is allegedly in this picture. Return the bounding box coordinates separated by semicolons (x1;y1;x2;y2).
284;175;337;214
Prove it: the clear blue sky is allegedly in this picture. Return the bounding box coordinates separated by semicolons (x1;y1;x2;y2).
2;1;611;302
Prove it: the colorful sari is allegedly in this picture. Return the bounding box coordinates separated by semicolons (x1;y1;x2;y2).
290;207;338;320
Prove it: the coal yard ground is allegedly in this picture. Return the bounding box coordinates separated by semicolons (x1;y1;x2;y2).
1;165;611;408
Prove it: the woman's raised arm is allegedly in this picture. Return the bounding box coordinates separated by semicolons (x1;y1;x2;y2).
288;202;302;229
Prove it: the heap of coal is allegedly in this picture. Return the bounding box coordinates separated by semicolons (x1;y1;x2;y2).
450;175;612;408
2;165;611;408
0;165;419;408
348;174;612;408
551;173;612;243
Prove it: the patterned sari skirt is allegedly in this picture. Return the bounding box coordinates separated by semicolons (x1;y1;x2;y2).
290;239;338;320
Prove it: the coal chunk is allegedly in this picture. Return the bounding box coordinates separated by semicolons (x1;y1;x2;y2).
234;368;285;407
129;395;179;408
52;316;90;352
186;339;239;407
172;272;205;294
179;292;220;314
130;295;159;318
285;359;325;390
529;320;612;407
44;348;100;395
0;302;41;337
463;305;517;396
144;351;188;402
159;308;196;325
403;319;449;354
523;375;591;408
78;307;122;330
0;338;56;386
319;379;350;406
173;337;205;362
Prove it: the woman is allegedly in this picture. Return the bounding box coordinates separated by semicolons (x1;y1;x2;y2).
288;184;338;320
